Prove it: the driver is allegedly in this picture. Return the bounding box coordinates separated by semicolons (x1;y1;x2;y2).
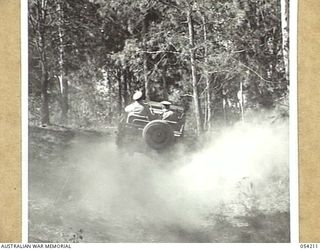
125;91;155;120
161;101;175;120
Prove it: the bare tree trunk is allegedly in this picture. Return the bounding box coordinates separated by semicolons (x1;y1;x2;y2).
223;99;227;125
281;0;289;80
143;54;149;99
142;18;150;100
206;87;212;130
187;7;202;135
238;81;245;123
162;67;168;100
201;15;211;131
117;70;122;114
105;70;113;124
38;0;49;126
57;76;68;124
127;70;132;96
222;86;228;126
123;70;128;106
122;63;129;106
57;0;68;124
203;91;208;130
40;58;49;126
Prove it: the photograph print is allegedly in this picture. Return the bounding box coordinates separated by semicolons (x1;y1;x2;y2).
28;0;292;243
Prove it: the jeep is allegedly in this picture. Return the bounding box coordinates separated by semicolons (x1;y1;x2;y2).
116;101;186;151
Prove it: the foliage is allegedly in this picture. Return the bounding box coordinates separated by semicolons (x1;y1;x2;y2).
29;0;289;130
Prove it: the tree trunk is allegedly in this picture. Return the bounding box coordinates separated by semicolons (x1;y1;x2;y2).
142;18;150;100
127;73;132;95
222;87;228;126
280;0;289;80
57;76;68;124
105;70;113;124
117;70;122;113
38;0;49;126
162;67;168;100
187;7;202;135
40;59;49;126
203;91;208;130
238;81;245;123
201;15;211;131
210;76;217;126
57;0;68;124
122;64;129;106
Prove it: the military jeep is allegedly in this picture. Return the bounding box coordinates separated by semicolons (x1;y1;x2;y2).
116;101;186;151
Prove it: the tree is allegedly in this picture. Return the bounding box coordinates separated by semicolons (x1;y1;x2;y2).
281;0;289;80
56;0;68;124
186;1;202;134
29;0;53;126
28;0;289;130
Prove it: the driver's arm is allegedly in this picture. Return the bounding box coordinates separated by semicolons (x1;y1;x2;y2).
143;104;156;120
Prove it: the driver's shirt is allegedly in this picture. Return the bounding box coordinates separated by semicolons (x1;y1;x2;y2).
162;109;174;120
125;101;154;120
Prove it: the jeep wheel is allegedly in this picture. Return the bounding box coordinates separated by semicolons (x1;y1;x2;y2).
142;120;174;150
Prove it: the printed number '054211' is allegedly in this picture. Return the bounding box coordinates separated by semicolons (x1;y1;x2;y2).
300;244;318;249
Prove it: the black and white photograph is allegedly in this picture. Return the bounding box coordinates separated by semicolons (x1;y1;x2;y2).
27;0;293;243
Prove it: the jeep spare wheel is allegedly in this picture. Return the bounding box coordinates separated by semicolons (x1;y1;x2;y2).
142;120;174;150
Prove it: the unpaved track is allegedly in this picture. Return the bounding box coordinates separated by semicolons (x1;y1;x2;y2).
29;126;214;242
28;125;290;243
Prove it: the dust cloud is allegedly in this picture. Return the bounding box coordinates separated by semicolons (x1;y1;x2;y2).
62;119;289;241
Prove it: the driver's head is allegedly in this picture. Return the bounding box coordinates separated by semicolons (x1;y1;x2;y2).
161;101;171;110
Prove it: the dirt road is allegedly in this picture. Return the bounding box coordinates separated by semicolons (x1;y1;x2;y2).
28;125;290;243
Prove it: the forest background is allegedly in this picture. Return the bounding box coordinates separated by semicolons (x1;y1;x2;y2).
28;0;289;133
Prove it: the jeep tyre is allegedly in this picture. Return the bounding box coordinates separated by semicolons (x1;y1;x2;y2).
142;120;174;150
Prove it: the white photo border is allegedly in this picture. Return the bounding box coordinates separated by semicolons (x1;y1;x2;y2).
21;0;299;246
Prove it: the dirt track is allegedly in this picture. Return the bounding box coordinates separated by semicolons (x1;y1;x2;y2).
28;125;290;243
